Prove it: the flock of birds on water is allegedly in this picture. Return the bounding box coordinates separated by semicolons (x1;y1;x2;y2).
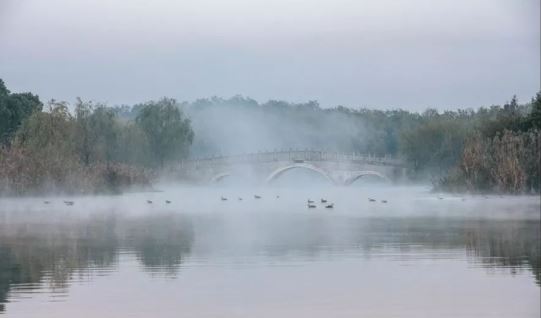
216;194;337;209
218;194;390;209
41;194;495;208
40;195;388;209
43;200;74;206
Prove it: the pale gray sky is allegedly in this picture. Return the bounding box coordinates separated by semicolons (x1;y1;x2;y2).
0;0;539;110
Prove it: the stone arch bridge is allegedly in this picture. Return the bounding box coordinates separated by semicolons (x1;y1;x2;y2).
178;150;406;186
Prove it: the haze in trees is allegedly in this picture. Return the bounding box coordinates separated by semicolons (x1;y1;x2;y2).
0;78;539;194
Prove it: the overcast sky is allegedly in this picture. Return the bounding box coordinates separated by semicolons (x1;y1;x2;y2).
0;0;539;110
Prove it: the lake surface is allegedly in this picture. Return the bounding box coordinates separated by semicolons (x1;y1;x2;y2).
0;186;539;317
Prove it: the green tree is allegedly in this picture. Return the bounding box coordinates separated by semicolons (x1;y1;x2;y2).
135;98;194;167
9;101;80;192
400;111;470;177
116;123;151;166
74;99;120;165
0;79;43;144
15;101;74;155
527;92;541;130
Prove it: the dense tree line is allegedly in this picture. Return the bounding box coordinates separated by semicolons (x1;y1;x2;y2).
172;94;539;193
0;77;539;194
439;95;541;193
0;80;193;195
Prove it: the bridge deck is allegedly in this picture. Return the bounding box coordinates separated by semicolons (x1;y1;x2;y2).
181;150;404;168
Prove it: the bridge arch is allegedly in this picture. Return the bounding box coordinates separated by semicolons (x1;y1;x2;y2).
209;172;232;183
344;171;390;186
265;163;336;185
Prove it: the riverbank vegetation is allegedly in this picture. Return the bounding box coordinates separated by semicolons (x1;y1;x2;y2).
0;80;193;195
402;95;540;193
0;78;539;195
177;93;539;193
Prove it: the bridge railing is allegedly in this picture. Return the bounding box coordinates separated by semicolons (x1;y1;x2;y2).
180;150;404;169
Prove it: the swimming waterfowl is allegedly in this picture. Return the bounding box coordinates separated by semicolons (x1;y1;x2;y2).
307;203;317;208
147;200;153;204
238;197;243;201
325;203;334;209
381;200;387;203
321;199;327;203
307;199;314;204
165;200;171;204
368;198;376;202
64;201;74;206
43;201;50;204
254;195;261;199
221;197;228;201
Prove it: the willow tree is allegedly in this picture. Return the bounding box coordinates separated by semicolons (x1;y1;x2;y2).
74;99;120;165
9;101;79;192
135;98;194;167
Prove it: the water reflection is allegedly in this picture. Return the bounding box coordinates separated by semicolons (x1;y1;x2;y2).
0;213;120;312
123;214;194;276
0;208;539;315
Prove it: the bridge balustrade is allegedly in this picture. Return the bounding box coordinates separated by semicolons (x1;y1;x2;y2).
181;150;404;170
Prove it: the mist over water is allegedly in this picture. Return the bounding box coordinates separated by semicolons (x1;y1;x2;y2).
0;182;539;317
0;0;539;316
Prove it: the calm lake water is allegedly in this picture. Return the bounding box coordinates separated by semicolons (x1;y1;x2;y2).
0;186;539;317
